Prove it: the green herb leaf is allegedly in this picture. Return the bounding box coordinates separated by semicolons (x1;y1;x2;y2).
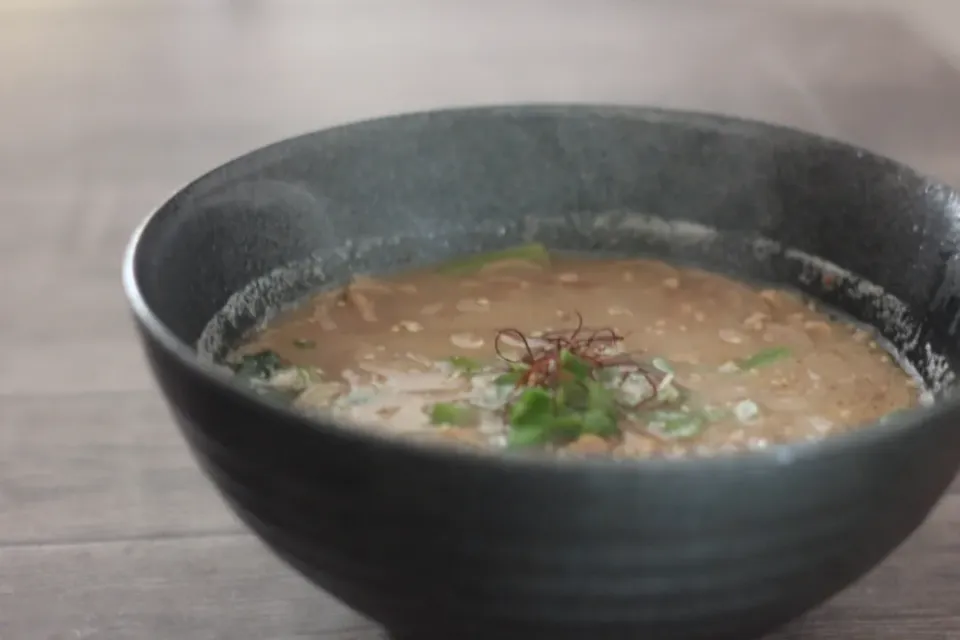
507;425;551;448
736;346;792;370
550;414;589;431
435;243;550;276
556;380;588;411
508;414;586;449
579;380;620;436
506;388;585;447
581;408;618;436
508;388;554;427
448;355;484;375
494;365;528;386
585;379;617;413
233;350;285;380
292;338;316;349
559;350;593;381
428;402;477;426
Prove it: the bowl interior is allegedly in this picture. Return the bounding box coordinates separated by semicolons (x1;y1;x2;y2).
131;105;960;396
124;105;960;640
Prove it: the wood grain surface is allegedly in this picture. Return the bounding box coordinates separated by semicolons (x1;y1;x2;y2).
1;1;959;638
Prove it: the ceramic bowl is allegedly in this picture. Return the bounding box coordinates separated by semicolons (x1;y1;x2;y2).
123;105;960;640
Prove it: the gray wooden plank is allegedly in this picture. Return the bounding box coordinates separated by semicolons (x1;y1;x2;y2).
768;16;960;157
0;498;957;640
0;4;957;361
0;535;372;640
0;2;953;178
0;391;240;545
0;2;852;191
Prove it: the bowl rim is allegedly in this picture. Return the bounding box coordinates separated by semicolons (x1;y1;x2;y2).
121;102;959;475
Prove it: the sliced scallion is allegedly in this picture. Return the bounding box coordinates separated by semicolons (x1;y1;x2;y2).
736;346;792;370
447;355;484;375
428;402;477;427
435;243;550;276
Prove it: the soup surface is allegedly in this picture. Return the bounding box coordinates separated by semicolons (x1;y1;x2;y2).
227;244;919;458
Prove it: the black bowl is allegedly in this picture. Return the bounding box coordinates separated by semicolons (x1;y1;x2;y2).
123;105;960;640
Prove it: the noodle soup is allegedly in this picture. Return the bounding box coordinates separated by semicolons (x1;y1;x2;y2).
227;244;919;458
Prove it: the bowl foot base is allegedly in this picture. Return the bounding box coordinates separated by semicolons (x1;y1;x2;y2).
384;626;772;640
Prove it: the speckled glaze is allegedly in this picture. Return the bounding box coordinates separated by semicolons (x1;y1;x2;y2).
123;106;960;640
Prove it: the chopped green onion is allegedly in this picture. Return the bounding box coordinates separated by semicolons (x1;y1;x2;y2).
494;363;528;386
506;388;588;447
435;243;550;276
645;410;705;439
559;349;593;381
736;346;792;370
494;370;523;386
585;379;617;414
428;402;477;426
508;388;554;427
581;408;618;436
447;355;484;375
566;354;597;381
507;425;552;448
233;350;285;380
507;414;585;449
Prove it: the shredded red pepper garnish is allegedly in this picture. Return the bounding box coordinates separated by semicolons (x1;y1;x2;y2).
493;311;663;401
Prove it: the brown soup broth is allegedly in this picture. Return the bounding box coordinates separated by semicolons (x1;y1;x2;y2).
228;246;920;458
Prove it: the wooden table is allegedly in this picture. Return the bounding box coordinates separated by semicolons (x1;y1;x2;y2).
2;2;958;638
